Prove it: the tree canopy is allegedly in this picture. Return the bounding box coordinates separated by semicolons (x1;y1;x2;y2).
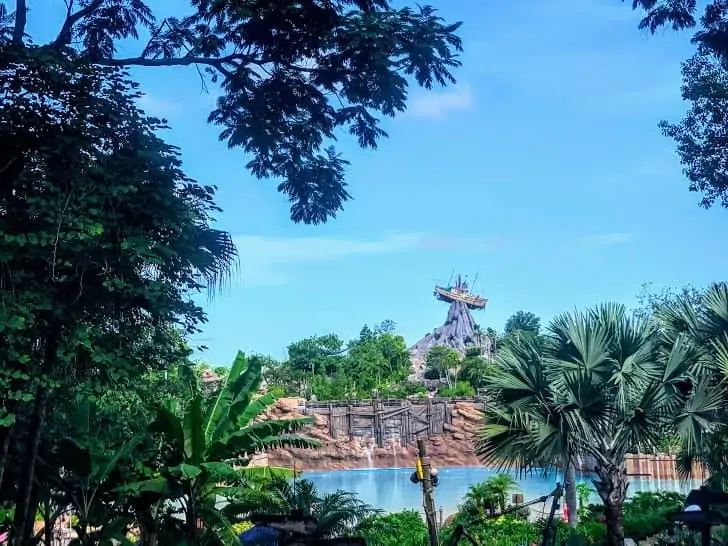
265;321;419;400
0;47;237;543
628;1;728;210
503;311;540;337
2;0;463;224
630;0;728;59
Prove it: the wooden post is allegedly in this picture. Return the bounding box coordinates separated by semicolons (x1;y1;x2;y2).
426;399;432;435
417;438;439;546
329;403;335;439
348;405;353;441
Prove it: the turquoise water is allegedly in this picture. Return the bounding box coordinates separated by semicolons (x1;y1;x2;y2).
304;467;704;516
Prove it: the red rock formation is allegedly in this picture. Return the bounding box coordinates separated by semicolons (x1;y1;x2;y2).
265;399;485;471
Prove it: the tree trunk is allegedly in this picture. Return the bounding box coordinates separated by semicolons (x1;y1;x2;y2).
21;489;41;546
43;515;53;546
13;331;59;546
186;490;198;546
0;423;13;492
564;460;578;527
593;462;629;546
604;500;625;546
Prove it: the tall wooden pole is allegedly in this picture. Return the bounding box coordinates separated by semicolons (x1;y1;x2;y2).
417;438;439;546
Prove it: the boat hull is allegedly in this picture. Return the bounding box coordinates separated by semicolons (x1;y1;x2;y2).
434;286;487;310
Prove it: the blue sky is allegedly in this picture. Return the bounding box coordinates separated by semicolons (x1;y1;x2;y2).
35;0;728;364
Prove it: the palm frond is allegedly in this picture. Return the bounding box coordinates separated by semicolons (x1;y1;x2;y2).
195;225;238;297
673;377;725;454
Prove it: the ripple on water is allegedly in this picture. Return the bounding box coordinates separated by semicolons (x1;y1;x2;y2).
303;467;704;517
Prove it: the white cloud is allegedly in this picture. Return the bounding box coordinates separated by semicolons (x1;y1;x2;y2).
233;233;426;286
231;232;511;286
137;94;182;118
579;232;633;245
408;85;475;120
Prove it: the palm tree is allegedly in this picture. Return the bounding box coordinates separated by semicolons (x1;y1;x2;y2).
121;351;320;546
652;283;728;488
484;474;519;512
478;303;705;546
476;339;579;527
246;476;380;540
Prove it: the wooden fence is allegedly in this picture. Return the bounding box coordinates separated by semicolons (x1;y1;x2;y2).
302;398;486;448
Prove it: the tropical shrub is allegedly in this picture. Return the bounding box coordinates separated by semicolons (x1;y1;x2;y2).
478;303;709;546
556;520;607;546
118;352;318;546
458;475;521;519
581;492;685;541
438;381;476;398
245;477;380;540
441;516;539;546
355;510;428;546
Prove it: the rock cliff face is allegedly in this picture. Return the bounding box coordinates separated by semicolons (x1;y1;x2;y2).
265;398;485;471
409;300;491;379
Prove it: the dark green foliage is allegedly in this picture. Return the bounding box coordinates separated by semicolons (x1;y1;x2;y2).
0;45;235;544
459;353;493;390
458;474;521;518
438;381;475;397
501;311;543;352
629;1;728;59
356;510;428;546
625;2;728;210
659;52;728;209
246;477;379;540
439;513;539;546
115;353;319;546
634;283;704;321
650;284;728;490
267;321;413;400
424;346;461;387
556;520;608;546
1;0;463;224
579;492;685;543
478;303;709;546
504;311;541;336
287;334;346;377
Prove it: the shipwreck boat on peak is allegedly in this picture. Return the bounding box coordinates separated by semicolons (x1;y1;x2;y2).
434;274;488;310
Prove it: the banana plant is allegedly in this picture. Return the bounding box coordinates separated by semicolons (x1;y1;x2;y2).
119;351;319;546
36;400;143;546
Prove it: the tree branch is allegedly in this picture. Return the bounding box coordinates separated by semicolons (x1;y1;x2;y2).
95;53;250;69
12;0;26;44
51;0;104;48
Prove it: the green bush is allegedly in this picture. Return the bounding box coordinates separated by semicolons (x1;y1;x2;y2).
624;492;684;541
580;491;685;542
356;510;428;546
441;516;540;546
438;381;475;397
378;382;427;399
556;520;607;546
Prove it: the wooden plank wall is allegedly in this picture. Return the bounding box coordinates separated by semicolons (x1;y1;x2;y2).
304;398;485;447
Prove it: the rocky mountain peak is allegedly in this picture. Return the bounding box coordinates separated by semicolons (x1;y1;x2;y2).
409;300;490;379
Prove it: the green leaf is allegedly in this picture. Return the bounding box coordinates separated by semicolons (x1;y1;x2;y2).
171;463;203;480
183;394;206;465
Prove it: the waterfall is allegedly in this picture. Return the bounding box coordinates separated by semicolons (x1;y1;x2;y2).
364;445;374;468
392;443;399;469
